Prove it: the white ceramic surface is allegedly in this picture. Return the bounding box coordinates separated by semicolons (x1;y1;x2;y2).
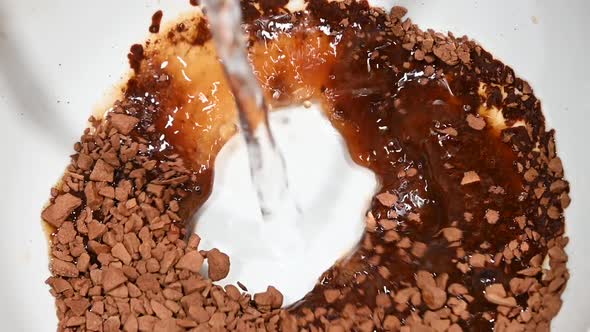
0;0;589;331
195;106;377;305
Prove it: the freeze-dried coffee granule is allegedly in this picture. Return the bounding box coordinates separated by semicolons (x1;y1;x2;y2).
42;1;570;331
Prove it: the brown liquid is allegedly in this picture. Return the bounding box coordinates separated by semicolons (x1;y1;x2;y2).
149;10;164;34
77;1;567;330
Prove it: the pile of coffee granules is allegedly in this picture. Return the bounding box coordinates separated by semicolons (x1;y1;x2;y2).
42;1;571;331
43;104;290;332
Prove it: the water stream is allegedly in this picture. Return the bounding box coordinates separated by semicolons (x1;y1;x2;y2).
200;0;297;220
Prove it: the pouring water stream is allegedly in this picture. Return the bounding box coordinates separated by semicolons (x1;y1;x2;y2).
200;0;298;223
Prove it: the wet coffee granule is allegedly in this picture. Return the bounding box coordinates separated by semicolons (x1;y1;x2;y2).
42;1;570;331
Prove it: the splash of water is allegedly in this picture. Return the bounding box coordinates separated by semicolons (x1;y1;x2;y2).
201;0;297;221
